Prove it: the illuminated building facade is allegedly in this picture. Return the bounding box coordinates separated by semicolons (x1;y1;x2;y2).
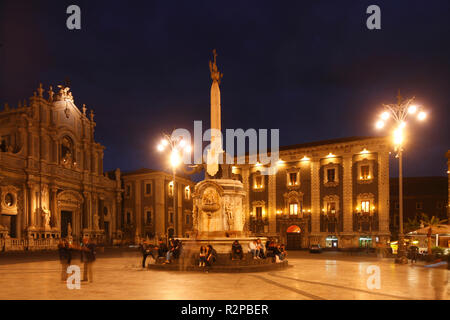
232;136;391;249
0;84;122;248
121;169;194;240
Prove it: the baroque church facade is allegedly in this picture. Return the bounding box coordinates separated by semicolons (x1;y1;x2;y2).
0;84;122;246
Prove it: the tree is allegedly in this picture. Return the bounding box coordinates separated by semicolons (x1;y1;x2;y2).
420;214;448;255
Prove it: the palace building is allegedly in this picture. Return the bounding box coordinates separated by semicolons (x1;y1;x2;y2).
231;136;391;249
0;83;122;248
121;168;194;241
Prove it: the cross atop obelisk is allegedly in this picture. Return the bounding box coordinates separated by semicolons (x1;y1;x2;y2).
207;49;223;177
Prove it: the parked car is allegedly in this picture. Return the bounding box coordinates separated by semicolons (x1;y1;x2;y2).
309;244;322;253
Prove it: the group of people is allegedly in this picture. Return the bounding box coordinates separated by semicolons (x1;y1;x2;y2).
199;245;217;267
140;238;183;267
140;237;287;270
231;238;287;262
58;237;97;282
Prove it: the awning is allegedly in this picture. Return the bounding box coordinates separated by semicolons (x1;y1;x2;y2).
286;225;301;233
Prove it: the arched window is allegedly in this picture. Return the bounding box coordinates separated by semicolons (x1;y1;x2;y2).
61;136;75;165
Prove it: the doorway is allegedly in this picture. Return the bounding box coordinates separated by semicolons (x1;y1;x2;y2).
286;225;302;250
9;215;17;238
325;236;339;249
61;211;72;238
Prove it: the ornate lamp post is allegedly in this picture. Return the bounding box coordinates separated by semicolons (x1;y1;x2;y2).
157;134;191;238
375;93;427;263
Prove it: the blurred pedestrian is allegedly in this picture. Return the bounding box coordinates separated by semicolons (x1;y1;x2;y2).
140;240;155;268
58;239;71;281
81;237;96;282
409;245;418;264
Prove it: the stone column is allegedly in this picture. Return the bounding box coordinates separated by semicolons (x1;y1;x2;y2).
92;193;98;230
310;160;321;234
268;173;277;234
177;183;183;237
135;181;141;237
20;183;28;239
378;150;390;233
116;193;122;231
241;166;250;230
50;186;58;228
154;178;165;238
99;197;104;230
83;191;91;231
27;182;36;226
342;155;353;233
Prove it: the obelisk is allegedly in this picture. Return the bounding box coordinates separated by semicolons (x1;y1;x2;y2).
207;49;223;177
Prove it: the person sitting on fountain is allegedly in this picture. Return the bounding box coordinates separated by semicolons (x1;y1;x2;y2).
266;239;275;258
248;240;260;259
199;246;207;267
206;245;217;268
173;239;182;259
231;240;243;260
256;238;266;259
279;244;287;260
157;238;168;260
164;239;176;264
272;244;284;262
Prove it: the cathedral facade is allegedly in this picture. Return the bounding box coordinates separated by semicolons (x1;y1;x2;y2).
232;136;391;249
0;84;122;248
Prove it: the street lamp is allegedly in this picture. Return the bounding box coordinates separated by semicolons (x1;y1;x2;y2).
156;134;191;239
375;93;427;264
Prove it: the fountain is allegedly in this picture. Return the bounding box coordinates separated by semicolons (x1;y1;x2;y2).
149;51;288;272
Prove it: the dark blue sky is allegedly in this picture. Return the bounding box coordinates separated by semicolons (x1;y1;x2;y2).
1;1;449;177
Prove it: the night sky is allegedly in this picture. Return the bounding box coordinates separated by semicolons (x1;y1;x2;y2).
1;1;449;178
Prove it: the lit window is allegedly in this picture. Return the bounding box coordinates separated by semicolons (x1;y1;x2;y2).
145;183;152;195
289;172;298;186
5;193;14;207
361;200;370;213
327;169;335;183
254;175;263;189
255;207;263;219
168;181;174;196
289;203;298;215
360;165;370;180
184;186;190;199
327;202;336;214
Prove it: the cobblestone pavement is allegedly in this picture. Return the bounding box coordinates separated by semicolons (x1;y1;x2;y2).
0;250;448;300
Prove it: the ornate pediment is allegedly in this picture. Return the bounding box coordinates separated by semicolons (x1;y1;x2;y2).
57;190;83;208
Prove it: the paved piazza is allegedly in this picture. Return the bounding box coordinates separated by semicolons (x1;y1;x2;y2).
0;250;448;300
